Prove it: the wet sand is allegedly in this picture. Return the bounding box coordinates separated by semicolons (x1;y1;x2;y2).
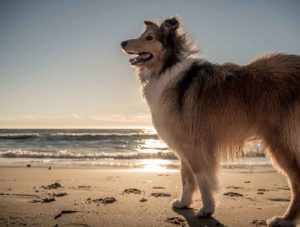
0;167;297;226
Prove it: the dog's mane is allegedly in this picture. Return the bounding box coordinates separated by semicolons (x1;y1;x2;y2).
174;60;228;112
158;24;198;74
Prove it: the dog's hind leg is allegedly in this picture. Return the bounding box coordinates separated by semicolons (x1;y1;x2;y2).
265;140;300;226
172;159;197;209
267;161;300;227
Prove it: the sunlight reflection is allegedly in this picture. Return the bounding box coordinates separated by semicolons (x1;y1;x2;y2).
139;159;174;172
143;127;157;135
141;139;168;151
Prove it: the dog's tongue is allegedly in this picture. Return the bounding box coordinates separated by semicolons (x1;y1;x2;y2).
129;53;152;65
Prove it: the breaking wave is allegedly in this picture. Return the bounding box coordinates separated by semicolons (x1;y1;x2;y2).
0;149;177;160
0;129;269;169
0;133;158;141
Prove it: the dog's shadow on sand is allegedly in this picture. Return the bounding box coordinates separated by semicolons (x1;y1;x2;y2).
172;208;226;227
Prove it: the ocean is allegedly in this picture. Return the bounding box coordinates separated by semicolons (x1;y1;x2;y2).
0;129;271;170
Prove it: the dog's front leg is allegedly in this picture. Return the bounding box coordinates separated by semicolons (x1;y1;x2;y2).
194;173;218;217
172;159;197;209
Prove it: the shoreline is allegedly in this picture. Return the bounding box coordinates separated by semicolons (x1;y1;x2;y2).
0;164;276;173
0;157;275;174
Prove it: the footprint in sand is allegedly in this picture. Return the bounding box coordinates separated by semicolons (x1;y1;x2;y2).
32;197;56;203
53;192;68;197
54;210;78;219
165;216;186;225
42;197;56;203
251;219;267;225
257;188;269;192
151;192;171;197
139;198;148;202
152;186;165;189
122;188;143;195
225;186;243;189
41;182;62;189
87;197;117;205
223;192;244;197
274;187;290;191
257;188;269;195
267;198;290;202
31;192;68;203
77;185;91;190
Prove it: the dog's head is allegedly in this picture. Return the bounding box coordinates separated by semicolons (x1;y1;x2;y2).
121;17;195;72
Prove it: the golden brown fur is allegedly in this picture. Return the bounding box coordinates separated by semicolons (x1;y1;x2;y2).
158;54;300;225
121;17;300;226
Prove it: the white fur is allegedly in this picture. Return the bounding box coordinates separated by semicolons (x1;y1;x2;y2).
142;58;218;217
172;177;193;208
142;58;196;108
141;58;196;151
195;174;215;217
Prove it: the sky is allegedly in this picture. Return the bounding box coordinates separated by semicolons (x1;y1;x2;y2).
0;0;300;128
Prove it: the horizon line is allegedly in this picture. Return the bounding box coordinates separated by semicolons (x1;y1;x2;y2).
0;126;154;130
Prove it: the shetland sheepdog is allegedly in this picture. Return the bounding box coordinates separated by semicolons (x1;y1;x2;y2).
121;17;300;226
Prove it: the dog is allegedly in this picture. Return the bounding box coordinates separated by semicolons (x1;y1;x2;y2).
121;17;300;226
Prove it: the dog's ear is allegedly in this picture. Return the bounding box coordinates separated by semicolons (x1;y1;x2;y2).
144;20;158;29
160;17;180;32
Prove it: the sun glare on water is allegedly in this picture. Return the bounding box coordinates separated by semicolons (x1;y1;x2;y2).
139;159;175;172
129;128;178;172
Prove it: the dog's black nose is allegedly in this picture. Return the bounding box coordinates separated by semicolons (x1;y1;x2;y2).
121;41;128;48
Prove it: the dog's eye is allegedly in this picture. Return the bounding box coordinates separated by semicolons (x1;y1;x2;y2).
145;36;153;41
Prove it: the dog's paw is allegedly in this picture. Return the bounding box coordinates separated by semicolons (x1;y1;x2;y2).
266;216;296;227
195;206;214;218
171;199;189;209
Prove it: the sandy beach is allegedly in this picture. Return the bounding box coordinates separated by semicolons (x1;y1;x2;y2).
0;166;298;227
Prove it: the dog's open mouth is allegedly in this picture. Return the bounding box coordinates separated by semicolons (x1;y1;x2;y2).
127;52;153;65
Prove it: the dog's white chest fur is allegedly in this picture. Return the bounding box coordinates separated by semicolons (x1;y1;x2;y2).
141;59;195;149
